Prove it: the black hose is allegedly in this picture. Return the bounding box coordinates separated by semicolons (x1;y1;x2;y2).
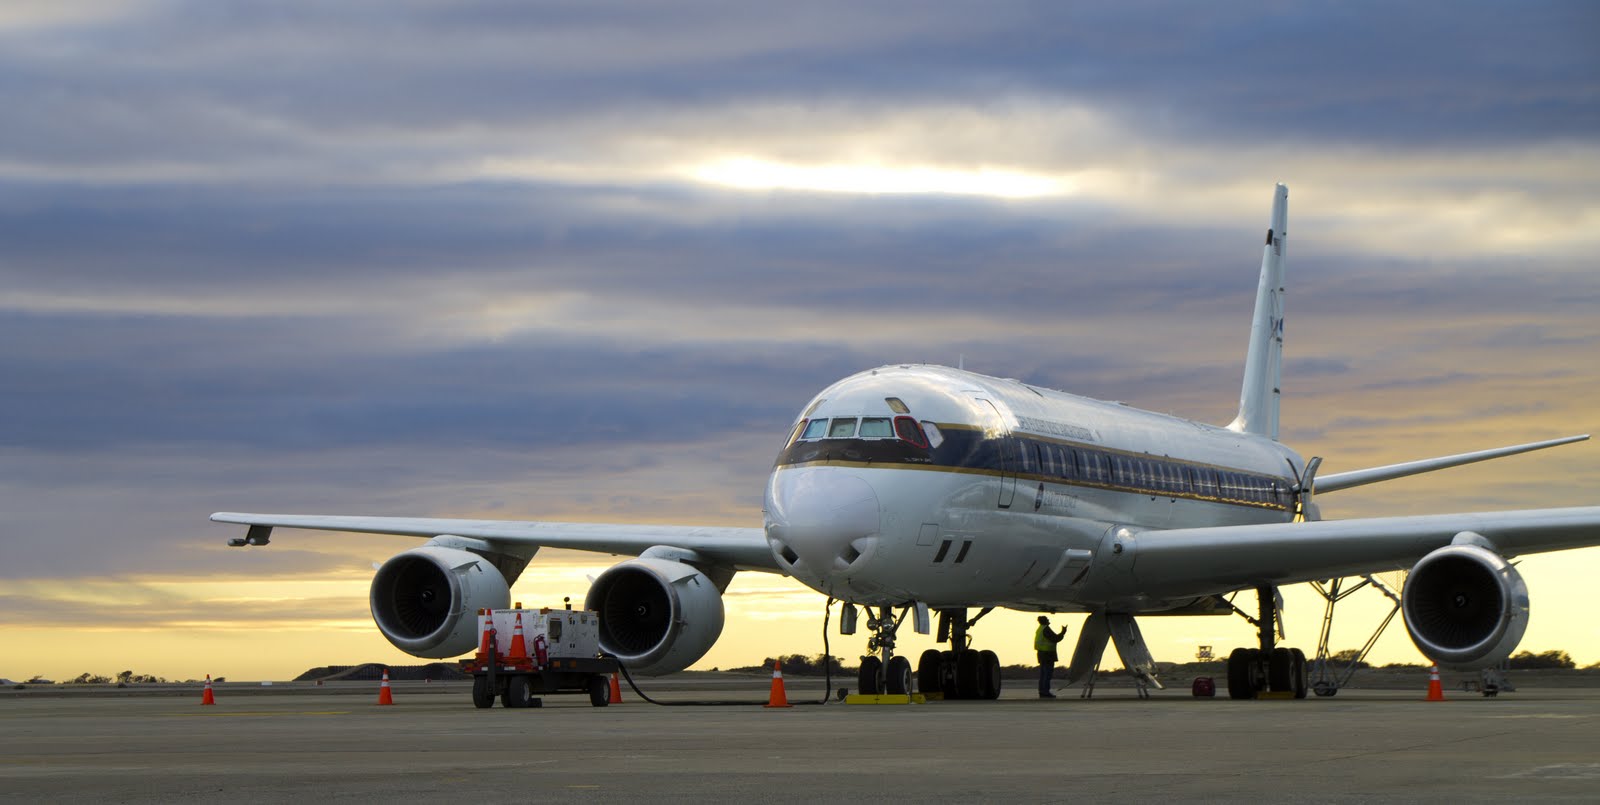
610;597;839;707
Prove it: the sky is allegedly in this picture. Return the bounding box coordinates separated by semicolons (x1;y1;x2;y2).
2;0;1598;683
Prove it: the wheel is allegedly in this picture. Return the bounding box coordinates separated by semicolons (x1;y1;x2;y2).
471;675;495;709
1290;648;1308;699
955;650;980;700
858;656;883;696
1226;647;1257;700
588;675;610;707
1268;647;1294;692
917;649;943;694
978;650;1002;700
503;675;531;708
938;651;958;698
885;656;912;695
1313;679;1338;697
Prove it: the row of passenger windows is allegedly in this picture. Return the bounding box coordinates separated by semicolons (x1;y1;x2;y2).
1014;440;1289;506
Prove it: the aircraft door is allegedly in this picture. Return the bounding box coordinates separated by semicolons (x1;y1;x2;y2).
970;397;1016;509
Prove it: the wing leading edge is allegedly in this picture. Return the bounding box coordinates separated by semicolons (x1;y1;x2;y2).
1127;505;1600;600
209;512;778;572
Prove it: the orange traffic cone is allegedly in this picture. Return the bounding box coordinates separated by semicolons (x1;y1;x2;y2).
508;611;529;661
201;674;216;706
1426;664;1445;702
608;672;623;704
764;660;792;708
377;668;394;705
476;609;496;662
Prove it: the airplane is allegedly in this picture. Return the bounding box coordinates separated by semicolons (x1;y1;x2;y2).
214;183;1600;700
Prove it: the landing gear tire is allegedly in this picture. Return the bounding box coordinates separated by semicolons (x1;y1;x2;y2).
917;649;942;694
472;675;495;709
1313;679;1338;697
1268;647;1294;693
588;675;609;707
1227;647;1258;700
939;651;958;698
1290;648;1308;699
503;675;531;709
858;656;883;696
978;650;1002;700
885;656;912;695
956;650;981;699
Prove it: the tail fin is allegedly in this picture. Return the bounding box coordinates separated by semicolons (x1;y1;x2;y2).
1227;183;1288;440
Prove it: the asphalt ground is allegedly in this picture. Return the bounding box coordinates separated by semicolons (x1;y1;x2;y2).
3;676;1598;803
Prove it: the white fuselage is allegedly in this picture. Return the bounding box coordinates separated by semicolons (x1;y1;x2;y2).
763;365;1304;614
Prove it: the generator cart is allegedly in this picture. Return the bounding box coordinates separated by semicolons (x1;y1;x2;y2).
461;607;619;708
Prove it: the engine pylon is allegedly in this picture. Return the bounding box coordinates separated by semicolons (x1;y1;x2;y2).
764;660;792;708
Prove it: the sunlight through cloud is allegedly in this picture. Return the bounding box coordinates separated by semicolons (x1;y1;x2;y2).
687;157;1068;198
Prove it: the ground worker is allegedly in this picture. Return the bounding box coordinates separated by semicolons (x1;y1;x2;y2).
1035;615;1068;698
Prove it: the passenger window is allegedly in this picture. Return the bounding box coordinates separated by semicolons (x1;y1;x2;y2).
828;418;858;438
859;418;893;438
801;419;830;440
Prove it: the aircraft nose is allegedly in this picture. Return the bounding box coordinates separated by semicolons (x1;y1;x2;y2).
765;468;881;579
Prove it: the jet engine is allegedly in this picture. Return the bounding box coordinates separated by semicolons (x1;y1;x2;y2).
1401;542;1528;670
369;545;510;658
585;557;726;676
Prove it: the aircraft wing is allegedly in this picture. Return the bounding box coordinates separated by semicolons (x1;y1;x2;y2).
1128;506;1600;599
209;512;779;571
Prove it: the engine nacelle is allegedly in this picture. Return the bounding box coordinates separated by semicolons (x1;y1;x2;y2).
370;546;510;658
1401;543;1528;670
584;557;725;676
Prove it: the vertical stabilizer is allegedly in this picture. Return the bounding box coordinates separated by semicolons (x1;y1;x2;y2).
1227;184;1288;440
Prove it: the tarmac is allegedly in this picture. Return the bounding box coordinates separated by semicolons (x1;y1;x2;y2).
3;675;1598;803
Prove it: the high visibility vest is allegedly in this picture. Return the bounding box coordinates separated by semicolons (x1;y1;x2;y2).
1035;624;1055;652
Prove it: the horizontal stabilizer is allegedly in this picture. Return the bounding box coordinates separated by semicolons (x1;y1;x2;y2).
1316;435;1589;494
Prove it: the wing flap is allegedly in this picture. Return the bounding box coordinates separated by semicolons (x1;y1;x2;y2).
1129;506;1600;598
210;512;778;571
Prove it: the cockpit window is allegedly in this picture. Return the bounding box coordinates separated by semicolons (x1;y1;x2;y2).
885;397;910;414
859;417;893;438
801;419;830;440
895;416;929;448
828;418;858;438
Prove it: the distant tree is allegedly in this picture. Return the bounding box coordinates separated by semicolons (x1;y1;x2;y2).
117;670;134;685
1331;649;1370;669
70;672;110;684
1507;650;1575;670
766;653;848;676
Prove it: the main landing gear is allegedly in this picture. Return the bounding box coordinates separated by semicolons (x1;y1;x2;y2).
853;605;1002;700
1225;585;1308;700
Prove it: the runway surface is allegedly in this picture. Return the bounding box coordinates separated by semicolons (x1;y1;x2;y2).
4;678;1598;803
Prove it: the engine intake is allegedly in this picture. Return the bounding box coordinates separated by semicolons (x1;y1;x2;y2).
370;545;510;658
585;557;725;676
1401;542;1528;670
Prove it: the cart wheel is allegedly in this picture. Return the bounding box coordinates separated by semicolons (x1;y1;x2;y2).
503;675;531;709
588;675;610;707
471;676;495;709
